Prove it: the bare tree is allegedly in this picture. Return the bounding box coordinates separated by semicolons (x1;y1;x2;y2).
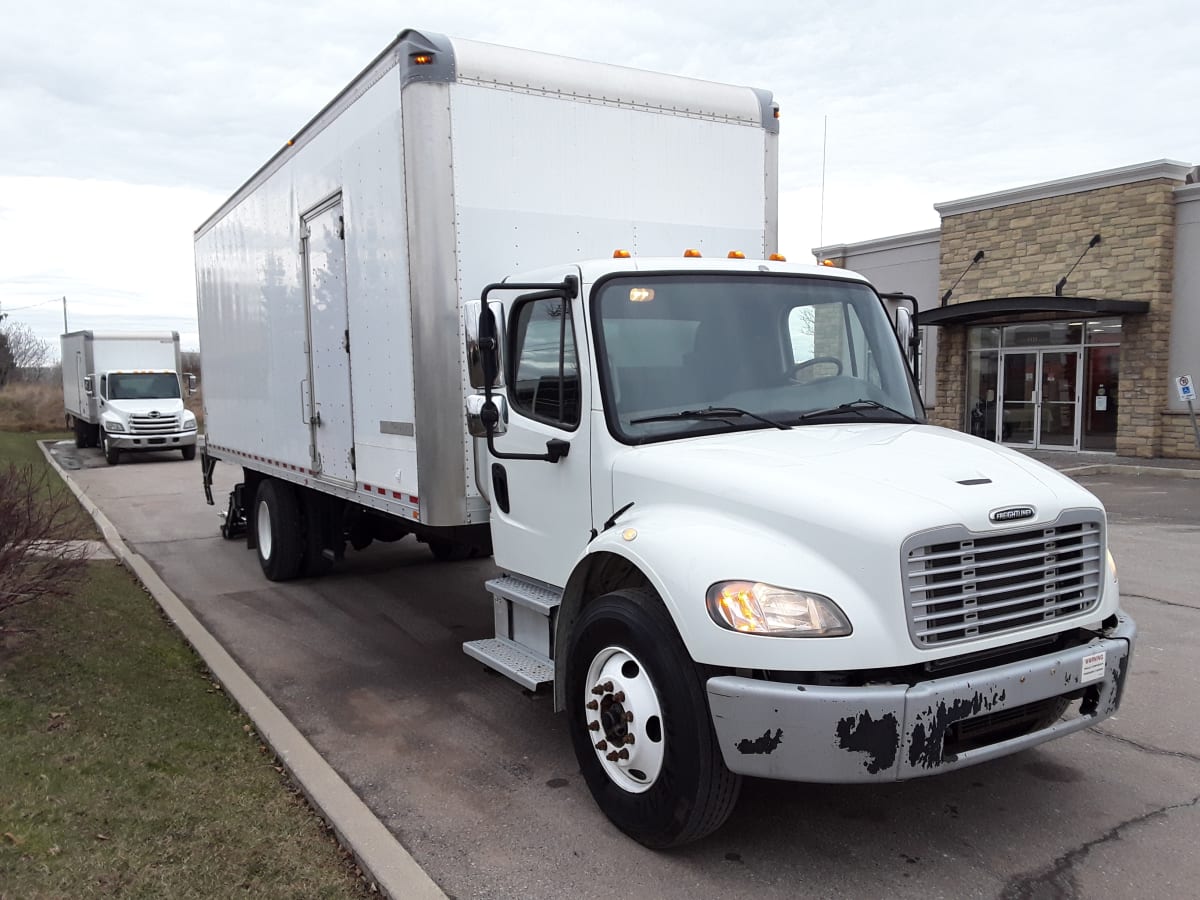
0;321;52;372
0;331;12;387
0;463;87;620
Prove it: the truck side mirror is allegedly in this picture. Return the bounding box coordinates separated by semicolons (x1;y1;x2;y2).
83;375;95;397
466;394;508;437
186;373;198;395
465;300;506;389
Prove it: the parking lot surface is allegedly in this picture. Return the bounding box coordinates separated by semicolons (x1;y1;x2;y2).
56;443;1200;900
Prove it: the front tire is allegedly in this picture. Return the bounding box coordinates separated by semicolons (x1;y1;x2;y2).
181;444;196;461
101;431;120;465
565;588;741;848
254;479;304;581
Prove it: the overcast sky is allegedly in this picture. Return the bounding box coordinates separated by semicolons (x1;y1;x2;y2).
2;0;1196;354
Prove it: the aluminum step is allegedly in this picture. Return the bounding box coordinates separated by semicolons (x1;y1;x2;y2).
463;637;554;690
486;574;562;614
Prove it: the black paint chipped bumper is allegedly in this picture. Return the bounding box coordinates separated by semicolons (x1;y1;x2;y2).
706;611;1136;783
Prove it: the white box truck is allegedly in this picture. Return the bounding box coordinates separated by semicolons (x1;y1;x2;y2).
60;330;198;465
195;30;1135;847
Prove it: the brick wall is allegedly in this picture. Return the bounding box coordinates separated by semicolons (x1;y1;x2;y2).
936;178;1179;456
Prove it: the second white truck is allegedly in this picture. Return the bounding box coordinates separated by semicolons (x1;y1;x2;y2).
195;31;1135;847
61;330;198;464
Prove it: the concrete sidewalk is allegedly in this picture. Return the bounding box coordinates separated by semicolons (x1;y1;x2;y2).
1020;448;1200;478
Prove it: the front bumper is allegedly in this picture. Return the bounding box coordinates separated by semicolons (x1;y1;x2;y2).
706;611;1135;782
106;431;197;450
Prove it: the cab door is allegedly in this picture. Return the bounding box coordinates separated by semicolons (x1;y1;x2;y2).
486;272;593;587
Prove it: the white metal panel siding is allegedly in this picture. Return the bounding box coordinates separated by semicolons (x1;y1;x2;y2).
450;83;768;270
196;69;419;497
89;337;179;375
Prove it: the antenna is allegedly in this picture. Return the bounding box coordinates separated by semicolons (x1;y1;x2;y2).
818;115;828;254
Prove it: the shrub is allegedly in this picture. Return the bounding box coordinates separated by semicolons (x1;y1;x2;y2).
0;382;65;432
0;463;87;619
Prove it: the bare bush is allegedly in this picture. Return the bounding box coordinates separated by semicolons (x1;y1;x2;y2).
0;382;66;432
0;463;88;619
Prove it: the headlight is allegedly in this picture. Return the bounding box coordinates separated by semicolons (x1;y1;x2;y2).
182;415;197;431
104;421;126;433
706;581;852;637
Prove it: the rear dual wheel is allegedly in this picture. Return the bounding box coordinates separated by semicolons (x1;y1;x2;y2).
255;479;304;581
565;588;741;848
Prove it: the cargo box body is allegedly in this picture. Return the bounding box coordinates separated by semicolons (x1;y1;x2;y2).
194;29;777;528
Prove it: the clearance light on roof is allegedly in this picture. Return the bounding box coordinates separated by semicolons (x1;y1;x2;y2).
412;54;434;65
820;258;839;267
629;287;655;302
769;253;787;262
727;250;746;259
683;249;702;258
613;249;631;258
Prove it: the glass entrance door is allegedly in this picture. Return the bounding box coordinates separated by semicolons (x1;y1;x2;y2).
999;350;1080;450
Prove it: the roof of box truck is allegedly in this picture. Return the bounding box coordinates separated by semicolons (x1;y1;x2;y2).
196;29;776;238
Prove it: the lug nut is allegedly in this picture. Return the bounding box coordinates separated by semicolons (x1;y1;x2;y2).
624;711;634;723
624;734;635;746
595;740;608;751
617;748;629;760
591;685;605;696
613;691;625;703
588;720;600;731
600;681;613;693
586;700;599;710
606;751;620;762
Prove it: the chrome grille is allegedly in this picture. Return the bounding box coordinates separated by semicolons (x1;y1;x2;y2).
903;511;1104;648
129;414;180;435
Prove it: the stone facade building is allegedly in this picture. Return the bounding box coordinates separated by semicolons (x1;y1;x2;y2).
817;160;1200;458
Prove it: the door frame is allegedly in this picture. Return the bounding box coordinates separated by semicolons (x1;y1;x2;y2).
997;347;1082;451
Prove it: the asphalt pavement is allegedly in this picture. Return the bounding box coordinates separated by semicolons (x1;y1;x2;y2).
49;441;1200;900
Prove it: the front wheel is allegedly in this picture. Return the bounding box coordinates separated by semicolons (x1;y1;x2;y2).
181;444;196;461
101;431;120;465
565;588;741;848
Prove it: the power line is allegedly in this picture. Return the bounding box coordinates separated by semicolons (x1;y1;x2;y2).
1;296;62;313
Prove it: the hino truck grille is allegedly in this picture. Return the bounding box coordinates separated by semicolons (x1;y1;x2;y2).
902;511;1104;648
129;414;180;435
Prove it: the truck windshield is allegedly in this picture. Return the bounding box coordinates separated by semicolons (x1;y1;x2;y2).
593;274;922;443
107;372;181;400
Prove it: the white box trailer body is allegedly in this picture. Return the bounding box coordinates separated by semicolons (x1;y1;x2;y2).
195;30;776;529
195;30;1135;848
60;330;197;462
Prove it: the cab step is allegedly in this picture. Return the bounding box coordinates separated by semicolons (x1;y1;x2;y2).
461;574;562;689
463;637;554;690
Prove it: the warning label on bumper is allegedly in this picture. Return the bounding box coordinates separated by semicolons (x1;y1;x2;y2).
1081;650;1107;684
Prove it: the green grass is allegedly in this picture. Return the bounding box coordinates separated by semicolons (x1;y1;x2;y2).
0;431;369;898
0;564;369;899
0;431;99;540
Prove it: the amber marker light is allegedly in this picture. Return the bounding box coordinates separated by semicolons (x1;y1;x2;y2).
820;258;839;267
769;253;787;262
412;54;434;65
727;250;746;259
628;287;655;302
683;248;702;258
613;249;631;258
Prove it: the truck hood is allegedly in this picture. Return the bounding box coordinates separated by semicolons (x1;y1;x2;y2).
103;398;186;416
611;424;1101;541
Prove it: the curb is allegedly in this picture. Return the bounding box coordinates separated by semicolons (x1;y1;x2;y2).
1058;463;1200;480
40;441;445;900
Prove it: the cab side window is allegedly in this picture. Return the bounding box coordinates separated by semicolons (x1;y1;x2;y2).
99;375;107;399
508;297;580;429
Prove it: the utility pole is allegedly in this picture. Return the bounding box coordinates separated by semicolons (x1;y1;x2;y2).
62;296;69;333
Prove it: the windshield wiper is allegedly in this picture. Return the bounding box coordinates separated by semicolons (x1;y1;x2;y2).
792;399;918;425
630;406;790;430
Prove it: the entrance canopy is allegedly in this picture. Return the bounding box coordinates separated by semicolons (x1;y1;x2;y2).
917;296;1150;327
